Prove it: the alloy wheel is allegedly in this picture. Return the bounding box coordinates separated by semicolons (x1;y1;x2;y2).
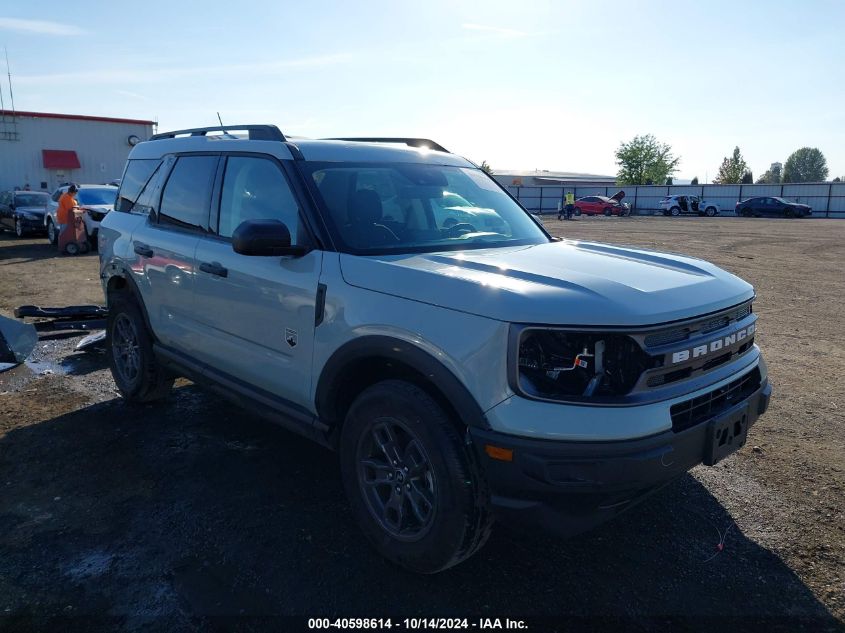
112;313;141;387
357;418;437;541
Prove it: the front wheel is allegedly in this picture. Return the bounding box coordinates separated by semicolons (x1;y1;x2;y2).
14;218;25;238
705;207;717;217
573;207;582;216
784;207;795;218
107;293;174;402
46;219;58;245
670;206;681;216
340;380;491;574
741;208;753;217
603;208;612;216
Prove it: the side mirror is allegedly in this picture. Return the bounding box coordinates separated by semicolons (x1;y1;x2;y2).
231;219;310;257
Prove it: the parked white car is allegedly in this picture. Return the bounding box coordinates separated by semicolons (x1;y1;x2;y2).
658;195;720;217
45;184;118;247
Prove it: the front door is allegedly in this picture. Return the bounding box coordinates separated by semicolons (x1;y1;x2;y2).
191;154;322;409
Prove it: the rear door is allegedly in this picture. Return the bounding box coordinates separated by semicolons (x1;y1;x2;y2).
131;154;219;352
191;153;323;409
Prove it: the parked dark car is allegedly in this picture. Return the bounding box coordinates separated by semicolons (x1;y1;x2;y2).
736;196;812;218
0;190;50;237
574;191;629;216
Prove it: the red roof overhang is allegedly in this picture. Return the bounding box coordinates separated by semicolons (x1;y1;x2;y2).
42;150;81;169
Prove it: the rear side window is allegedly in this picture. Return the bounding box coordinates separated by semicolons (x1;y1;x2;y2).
116;159;161;212
159;156;218;231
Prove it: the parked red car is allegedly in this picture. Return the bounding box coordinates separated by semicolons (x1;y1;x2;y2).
573;191;628;216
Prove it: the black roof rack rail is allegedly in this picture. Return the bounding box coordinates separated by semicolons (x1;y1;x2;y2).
325;137;450;153
150;124;286;142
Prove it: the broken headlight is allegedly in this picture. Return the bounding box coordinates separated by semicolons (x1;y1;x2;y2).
515;328;656;402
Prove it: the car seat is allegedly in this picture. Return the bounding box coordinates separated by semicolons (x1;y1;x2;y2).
346;189;400;248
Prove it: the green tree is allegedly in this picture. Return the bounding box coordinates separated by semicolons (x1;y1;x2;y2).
783;147;828;182
714;146;749;184
479;160;493;175
756;163;782;184
741;171;754;184
615;134;680;185
690;176;699;185
665;177;673;185
834;176;842;182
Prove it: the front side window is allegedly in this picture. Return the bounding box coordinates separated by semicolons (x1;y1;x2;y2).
304;162;548;254
217;156;302;241
159;155;218;231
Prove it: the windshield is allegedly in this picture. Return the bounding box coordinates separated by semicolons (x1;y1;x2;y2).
14;193;49;207
303;162;549;254
77;188;117;206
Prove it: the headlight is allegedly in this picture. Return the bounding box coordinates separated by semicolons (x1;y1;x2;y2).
514;328;657;402
86;210;106;221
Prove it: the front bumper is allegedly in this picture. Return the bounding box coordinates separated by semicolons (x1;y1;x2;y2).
471;378;771;537
17;216;46;232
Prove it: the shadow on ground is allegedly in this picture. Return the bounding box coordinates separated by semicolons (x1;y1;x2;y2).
0;386;841;632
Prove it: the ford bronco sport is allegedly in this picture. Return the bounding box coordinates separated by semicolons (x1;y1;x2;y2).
99;125;771;573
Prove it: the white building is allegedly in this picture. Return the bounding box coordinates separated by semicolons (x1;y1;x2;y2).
0;110;155;192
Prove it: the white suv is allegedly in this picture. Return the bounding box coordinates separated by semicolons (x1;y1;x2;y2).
98;125;771;573
45;184;118;247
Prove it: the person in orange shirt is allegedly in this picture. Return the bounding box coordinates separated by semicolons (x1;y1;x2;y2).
56;184;79;250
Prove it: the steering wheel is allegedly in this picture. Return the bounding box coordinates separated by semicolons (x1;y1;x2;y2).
446;222;477;237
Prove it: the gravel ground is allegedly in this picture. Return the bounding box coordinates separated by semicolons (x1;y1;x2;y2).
0;218;843;632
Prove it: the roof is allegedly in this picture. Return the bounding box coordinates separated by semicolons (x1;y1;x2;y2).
42;149;81;169
0;109;155;126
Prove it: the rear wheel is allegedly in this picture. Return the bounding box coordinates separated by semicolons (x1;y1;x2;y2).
741;208;753;217
340;380;491;573
574;207;582;216
107;293;174;402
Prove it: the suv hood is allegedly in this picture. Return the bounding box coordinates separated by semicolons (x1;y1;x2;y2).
340;240;754;326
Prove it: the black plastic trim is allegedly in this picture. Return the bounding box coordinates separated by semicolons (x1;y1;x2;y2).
314;335;487;429
154;344;331;447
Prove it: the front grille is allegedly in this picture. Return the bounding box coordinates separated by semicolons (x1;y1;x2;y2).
670;367;761;433
644;328;690;347
643;302;753;349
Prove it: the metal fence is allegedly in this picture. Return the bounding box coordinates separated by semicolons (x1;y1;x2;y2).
505;182;845;218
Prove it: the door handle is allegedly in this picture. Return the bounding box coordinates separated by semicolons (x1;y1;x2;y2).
134;243;153;257
199;261;228;278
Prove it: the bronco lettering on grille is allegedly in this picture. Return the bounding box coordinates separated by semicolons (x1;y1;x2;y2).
671;323;755;364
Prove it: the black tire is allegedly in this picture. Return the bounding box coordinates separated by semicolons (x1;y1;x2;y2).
603;207;612;217
741;208;752;217
47;219;58;245
107;293;174;402
784;207;795;218
340;380;491;574
14;218;25;238
65;242;80;255
705;207;717;217
670;206;681;216
573;207;581;216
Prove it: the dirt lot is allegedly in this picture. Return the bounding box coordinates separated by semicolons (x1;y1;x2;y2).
0;218;843;631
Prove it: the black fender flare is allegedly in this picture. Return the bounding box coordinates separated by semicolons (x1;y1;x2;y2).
103;264;155;336
315;335;488;430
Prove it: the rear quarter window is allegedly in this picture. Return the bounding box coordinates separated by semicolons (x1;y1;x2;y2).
116;159;162;212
